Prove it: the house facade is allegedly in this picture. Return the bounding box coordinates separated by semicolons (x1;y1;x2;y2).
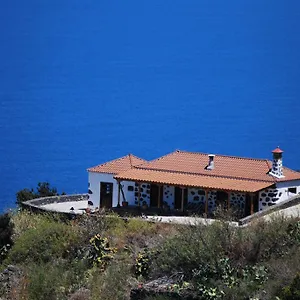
87;148;300;216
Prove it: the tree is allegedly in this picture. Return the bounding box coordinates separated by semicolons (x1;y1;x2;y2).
16;182;60;207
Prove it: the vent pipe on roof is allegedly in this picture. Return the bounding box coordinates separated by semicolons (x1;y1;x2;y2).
206;154;215;170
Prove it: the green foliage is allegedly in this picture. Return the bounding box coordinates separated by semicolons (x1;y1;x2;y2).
287;221;300;242
87;234;117;269
153;221;228;276
16;182;61;206
2;209;300;300
90;263;131;300
135;248;156;278
279;273;300;300
27;260;87;300
191;258;268;299
0;213;13;262
7;217;77;264
16;188;36;204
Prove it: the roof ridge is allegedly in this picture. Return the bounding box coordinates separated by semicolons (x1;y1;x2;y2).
177;149;269;162
133;166;275;183
87;153;146;171
142;150;180;164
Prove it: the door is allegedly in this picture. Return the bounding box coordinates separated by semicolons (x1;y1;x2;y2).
174;187;188;210
216;191;229;208
100;182;113;208
150;184;163;207
245;193;259;216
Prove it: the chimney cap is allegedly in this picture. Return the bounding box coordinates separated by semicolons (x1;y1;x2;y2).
272;147;284;154
208;154;215;157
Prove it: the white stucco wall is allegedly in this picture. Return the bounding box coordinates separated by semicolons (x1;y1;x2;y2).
276;180;300;200
258;180;300;211
88;172;136;208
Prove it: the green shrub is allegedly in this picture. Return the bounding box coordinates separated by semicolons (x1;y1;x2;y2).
90;262;132;300
279;273;300;300
152;221;229;276
0;213;13;262
191;258;268;299
87;234;117;269
27;260;87;300
7;217;77;264
135;248;156;278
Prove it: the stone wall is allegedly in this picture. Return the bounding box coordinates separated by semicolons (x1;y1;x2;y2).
207;190;217;212
134;182;150;206
270;158;283;178
259;188;281;211
23;194;89;207
230;192;245;210
188;188;206;205
163;185;175;209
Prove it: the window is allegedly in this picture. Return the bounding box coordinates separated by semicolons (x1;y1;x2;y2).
288;187;297;194
128;185;134;191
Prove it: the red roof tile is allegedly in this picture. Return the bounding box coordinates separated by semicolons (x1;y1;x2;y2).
134;150;300;182
272;147;284;154
115;168;274;193
87;154;147;174
113;150;300;192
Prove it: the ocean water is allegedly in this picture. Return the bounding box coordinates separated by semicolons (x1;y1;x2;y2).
1;1;300;212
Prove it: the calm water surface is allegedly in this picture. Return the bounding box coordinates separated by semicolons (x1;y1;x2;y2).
1;1;300;211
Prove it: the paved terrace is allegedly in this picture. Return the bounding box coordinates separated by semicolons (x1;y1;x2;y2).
22;194;90;215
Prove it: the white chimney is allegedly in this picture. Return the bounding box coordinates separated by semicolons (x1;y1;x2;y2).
207;154;215;170
269;147;284;178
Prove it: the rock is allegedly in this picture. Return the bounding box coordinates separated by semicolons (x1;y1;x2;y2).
130;276;198;300
68;288;91;300
0;265;24;299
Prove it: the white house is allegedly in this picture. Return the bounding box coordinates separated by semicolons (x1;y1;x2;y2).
87;148;300;216
87;154;147;208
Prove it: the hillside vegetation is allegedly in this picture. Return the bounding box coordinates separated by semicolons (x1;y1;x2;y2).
0;210;300;300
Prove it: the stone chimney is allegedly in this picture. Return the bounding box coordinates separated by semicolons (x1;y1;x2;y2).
206;154;215;170
269;147;284;178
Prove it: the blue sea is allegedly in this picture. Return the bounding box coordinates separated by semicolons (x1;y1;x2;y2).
1;1;300;212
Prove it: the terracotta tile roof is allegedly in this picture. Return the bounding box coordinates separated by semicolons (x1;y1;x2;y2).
134;150;300;182
272;147;284;154
87;154;147;174
113;150;300;192
115;168;273;193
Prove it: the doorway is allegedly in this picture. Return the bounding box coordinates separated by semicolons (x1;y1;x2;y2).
100;182;113;208
216;191;229;208
150;184;163;207
174;187;188;210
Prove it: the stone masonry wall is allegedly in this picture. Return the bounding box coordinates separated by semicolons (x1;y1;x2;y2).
134;182;150;206
259;188;282;211
163;185;175;209
188;188;206;205
24;194;89;207
230;192;245;211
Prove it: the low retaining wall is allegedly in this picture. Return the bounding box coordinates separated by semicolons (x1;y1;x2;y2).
239;194;300;226
22;194;88;209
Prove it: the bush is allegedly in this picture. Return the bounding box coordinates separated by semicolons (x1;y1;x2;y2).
0;213;13;262
7;217;78;264
26;260;87;300
87;234;117;269
279;273;300;300
90;262;132;300
152;221;229;277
